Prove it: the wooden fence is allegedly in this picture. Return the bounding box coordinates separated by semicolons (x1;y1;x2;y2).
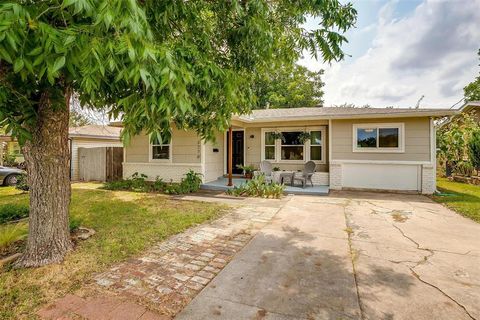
78;147;123;182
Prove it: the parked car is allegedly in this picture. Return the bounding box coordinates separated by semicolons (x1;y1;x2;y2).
0;166;25;186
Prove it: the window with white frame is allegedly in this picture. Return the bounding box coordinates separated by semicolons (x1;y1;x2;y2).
280;131;304;161
264;131;276;160
310;130;322;161
353;123;404;152
150;134;171;161
261;127;325;163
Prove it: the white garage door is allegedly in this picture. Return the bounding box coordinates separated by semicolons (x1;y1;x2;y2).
342;163;420;191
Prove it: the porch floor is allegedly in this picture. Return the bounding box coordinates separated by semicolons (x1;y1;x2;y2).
201;177;329;196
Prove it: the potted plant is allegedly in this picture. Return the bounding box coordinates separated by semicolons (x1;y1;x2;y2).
298;132;312;144
237;164;256;179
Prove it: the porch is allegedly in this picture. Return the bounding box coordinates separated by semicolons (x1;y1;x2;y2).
201;177;330;196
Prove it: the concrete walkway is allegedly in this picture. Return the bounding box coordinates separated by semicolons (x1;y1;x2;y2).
177;192;480;320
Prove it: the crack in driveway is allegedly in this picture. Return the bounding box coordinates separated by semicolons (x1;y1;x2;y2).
392;223;477;320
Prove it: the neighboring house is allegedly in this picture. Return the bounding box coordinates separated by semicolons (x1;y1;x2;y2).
69;125;122;180
0;136;24;164
122;105;474;194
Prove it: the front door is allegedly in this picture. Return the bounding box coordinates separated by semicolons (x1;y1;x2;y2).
226;130;244;174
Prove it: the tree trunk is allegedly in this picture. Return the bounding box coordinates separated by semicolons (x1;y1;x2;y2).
16;90;72;268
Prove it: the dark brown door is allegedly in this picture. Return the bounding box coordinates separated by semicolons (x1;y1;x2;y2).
227;131;244;174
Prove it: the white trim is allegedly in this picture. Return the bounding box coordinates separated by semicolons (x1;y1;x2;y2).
123;162;201;167
430;117;437;191
331;159;431;165
352;123;405;153
260;126;326;164
223;129;246;175
328;119;332;163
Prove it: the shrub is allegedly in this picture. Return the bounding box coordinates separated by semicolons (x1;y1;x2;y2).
102;170;202;195
227;175;285;198
15;174;29;192
468;130;480;173
454;161;474;177
0;203;29;224
102;172;149;191
2;153;17;167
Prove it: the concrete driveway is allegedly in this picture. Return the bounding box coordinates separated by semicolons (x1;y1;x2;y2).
176;191;480;320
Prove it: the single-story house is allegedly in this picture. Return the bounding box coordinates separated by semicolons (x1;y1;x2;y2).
122;104;478;194
69;125;122;180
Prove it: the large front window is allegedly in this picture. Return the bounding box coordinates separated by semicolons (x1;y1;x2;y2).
261;127;325;163
354;123;404;152
281;131;304;161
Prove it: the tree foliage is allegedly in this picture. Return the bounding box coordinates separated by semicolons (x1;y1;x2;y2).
437;113;480;168
69;108;91;127
464;49;480;102
469;130;480;171
253;64;324;109
0;0;357;144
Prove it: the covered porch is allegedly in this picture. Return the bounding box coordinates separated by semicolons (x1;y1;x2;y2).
201;177;330;196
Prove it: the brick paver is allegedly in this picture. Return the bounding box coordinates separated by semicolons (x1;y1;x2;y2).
37;200;283;320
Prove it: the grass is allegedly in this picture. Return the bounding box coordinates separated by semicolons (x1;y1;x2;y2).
432;178;480;223
0;184;226;319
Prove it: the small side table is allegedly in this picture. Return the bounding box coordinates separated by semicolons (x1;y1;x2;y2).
279;171;294;186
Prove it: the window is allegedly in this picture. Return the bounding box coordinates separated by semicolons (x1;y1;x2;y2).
264;132;276;160
353;123;404;152
281;131;304;161
261;127;326;163
150;135;171;161
310;131;322;161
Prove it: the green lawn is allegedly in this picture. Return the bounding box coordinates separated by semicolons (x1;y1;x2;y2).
433;178;480;223
0;184;225;319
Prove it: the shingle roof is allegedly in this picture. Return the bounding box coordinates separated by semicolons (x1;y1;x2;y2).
234;106;457;122
68;125;121;139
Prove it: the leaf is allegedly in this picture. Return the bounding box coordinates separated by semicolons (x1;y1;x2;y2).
28;47;42;56
52;56;66;73
13;58;24;72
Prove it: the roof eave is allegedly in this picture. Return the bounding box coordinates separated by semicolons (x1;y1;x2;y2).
233;110;457;123
69;134;121;140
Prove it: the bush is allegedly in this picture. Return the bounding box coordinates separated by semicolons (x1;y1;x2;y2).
101;172;149;192
227;175;285;198
454;161;474;177
2;153;17;167
15;174;29;192
0;203;29;224
102;170;202;195
469;130;480;173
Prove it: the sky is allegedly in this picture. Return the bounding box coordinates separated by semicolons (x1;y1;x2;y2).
298;0;480;108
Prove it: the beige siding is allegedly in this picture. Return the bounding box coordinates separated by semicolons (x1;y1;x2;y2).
71;138;122;181
124;128;201;164
244;126;329;172
331;117;431;162
204;132;224;182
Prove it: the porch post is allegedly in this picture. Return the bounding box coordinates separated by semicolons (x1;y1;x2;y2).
227;126;233;186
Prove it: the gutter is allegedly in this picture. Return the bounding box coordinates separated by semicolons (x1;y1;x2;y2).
233;110;458;123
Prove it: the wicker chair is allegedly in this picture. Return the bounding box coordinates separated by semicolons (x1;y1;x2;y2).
293;161;316;188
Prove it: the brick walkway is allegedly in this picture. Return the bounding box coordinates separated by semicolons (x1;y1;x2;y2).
37;198;285;320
